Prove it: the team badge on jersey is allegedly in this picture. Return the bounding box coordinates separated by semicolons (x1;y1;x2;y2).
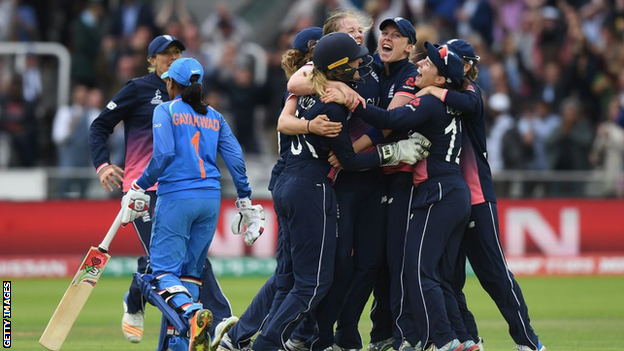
151;90;163;105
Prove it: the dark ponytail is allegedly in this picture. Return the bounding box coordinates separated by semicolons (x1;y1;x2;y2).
180;74;207;115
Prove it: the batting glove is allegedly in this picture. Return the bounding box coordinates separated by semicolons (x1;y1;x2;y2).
120;180;150;227
232;198;266;245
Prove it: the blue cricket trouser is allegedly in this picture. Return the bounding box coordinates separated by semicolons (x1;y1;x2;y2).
128;192;233;336
454;202;540;349
290;169;386;351
149;193;220;311
404;179;470;349
252;170;337;351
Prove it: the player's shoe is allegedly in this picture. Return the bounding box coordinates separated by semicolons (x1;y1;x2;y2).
476;338;484;351
367;337;394;351
462;340;479;351
285;339;309;351
217;333;252;351
189;309;213;351
122;291;144;343
514;341;545;351
332;343;361;351
431;339;465;351
398;340;421;351
211;316;239;351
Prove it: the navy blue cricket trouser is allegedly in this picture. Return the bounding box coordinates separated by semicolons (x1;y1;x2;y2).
252;170;337;351
226;208;285;348
404;179;470;349
305;169;386;351
346;172;414;349
227;274;278;348
454;202;540;349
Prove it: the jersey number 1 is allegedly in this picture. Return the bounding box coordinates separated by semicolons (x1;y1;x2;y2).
191;131;206;178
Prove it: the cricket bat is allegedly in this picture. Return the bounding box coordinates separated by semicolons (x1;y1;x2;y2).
39;210;123;351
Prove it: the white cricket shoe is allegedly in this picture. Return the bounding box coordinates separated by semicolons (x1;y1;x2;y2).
212;316;240;351
122;293;144;343
514;341;545;351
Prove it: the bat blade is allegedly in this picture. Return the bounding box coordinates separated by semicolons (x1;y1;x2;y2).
39;246;111;350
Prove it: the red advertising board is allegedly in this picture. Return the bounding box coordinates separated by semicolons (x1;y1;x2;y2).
1;199;623;276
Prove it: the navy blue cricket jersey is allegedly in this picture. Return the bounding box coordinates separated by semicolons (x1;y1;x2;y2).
376;58;419;174
89;73;167;192
342;62;381;144
353;95;464;185
378;58;418;109
268;91;295;192
284;95;381;175
442;81;496;204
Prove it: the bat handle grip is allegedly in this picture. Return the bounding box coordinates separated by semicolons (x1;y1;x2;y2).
97;210;123;253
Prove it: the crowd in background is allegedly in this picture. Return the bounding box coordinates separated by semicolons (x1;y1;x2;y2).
1;0;624;198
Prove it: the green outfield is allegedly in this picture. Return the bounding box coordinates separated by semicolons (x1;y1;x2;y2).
8;276;624;350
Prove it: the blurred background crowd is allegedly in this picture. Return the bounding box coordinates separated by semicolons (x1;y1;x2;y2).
1;0;624;199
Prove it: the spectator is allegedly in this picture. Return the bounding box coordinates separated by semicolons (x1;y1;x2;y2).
486;92;515;173
546;98;594;196
590;97;624;197
200;2;251;45
517;99;560;196
219;62;262;154
52;85;95;198
70;0;104;87
0;76;37;167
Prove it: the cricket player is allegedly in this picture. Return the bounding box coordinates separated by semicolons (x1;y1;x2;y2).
416;39;546;351
218;26;341;351
250;32;426;351
89;35;238;346
333;42;471;351
119;57;263;351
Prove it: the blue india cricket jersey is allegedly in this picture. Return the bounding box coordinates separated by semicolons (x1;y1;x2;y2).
136;95;251;199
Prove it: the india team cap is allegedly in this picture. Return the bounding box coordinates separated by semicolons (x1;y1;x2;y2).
425;41;464;89
160;57;204;86
445;39;480;66
292;26;323;54
148;35;186;56
379;17;416;45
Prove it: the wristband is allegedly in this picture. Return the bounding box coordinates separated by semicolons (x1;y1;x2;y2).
441;89;448;102
307;119;311;134
96;162;110;174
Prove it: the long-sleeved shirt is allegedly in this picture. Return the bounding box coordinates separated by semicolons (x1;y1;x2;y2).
136;95;251;199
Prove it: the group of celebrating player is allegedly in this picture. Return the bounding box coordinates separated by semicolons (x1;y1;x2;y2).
88;7;546;351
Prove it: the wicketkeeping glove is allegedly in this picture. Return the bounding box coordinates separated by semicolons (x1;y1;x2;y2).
120;180;150;227
408;131;431;161
231;198;266;245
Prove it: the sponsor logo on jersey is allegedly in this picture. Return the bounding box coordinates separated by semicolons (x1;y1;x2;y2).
106;101;117;110
151;90;163;105
388;84;395;99
406;97;420;111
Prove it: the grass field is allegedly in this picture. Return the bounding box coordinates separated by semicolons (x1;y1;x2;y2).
8;275;624;351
